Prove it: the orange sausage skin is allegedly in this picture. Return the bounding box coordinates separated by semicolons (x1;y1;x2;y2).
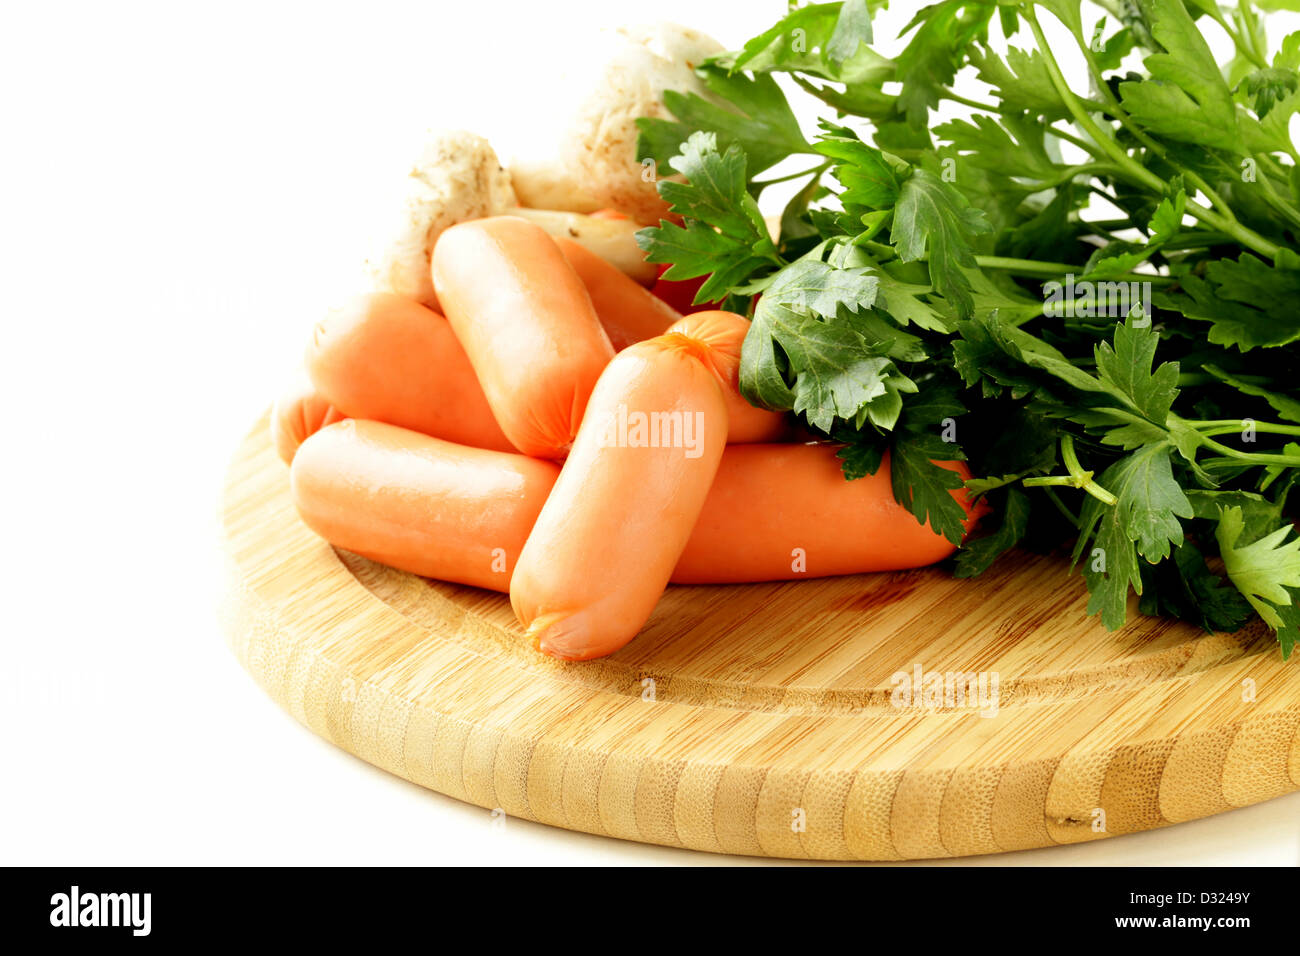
306;293;514;453
673;445;979;584
511;334;729;660
291;420;560;592
271;377;347;465
666;310;789;443
432;216;615;459
555;237;681;351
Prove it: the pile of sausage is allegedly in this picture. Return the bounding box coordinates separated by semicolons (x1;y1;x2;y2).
273;215;979;660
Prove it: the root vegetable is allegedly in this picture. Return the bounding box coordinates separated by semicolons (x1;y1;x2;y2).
511;208;657;285
365;130;517;309
508;23;724;225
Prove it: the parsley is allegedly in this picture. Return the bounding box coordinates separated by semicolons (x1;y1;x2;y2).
890;169;991;318
1217;504;1300;658
635;132;780;304
954;487;1031;577
739;252;918;431
638;0;1300;654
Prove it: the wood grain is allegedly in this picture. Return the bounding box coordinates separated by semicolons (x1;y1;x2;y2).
219;414;1300;859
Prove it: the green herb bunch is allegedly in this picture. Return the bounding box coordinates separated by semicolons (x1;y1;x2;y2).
636;0;1300;655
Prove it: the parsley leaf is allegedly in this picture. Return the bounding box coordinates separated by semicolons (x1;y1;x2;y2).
893;0;996;127
1082;189;1185;279
727;0;882;82
813;121;901;213
936;113;1061;180
636;132;780;303
1203;365;1300;422
636;66;812;176
1159;255;1300;350
1138;541;1256;632
740;254;918;431
953;487;1031;577
1093;319;1182;423
889;387;970;546
1118;0;1238;149
1073;442;1193;628
1216;505;1300;640
890;169;992;319
972;45;1071;119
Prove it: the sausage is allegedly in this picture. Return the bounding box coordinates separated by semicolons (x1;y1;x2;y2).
555;237;681;351
510;333;729;660
305;293;514;453
673;444;978;584
270;375;347;465
666;310;790;443
290;419;560;591
431;216;615;458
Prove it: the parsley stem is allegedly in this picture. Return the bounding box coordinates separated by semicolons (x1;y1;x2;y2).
973;255;1174;285
1041;162;1126;188
1024;475;1085;487
974;256;1079;275
1085;218;1136;231
1197;435;1300;466
1085;183;1123;207
1023;435;1118;506
941;90;1001;113
1177;373;1271;387
1211;4;1269;71
942;88;1109;117
1046;125;1098;155
1062;434;1119;506
1192;417;1297;428
1159;232;1234;251
1069;27;1240;225
752;161;831;189
1025;8;1282;264
1193;422;1300;438
1252;167;1300;231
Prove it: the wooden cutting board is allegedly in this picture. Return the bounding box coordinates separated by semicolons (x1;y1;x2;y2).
220;414;1300;860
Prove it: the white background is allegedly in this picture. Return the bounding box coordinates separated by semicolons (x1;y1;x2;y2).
2;0;1298;866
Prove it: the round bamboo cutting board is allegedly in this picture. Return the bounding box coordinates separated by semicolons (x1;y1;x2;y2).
220;415;1300;860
